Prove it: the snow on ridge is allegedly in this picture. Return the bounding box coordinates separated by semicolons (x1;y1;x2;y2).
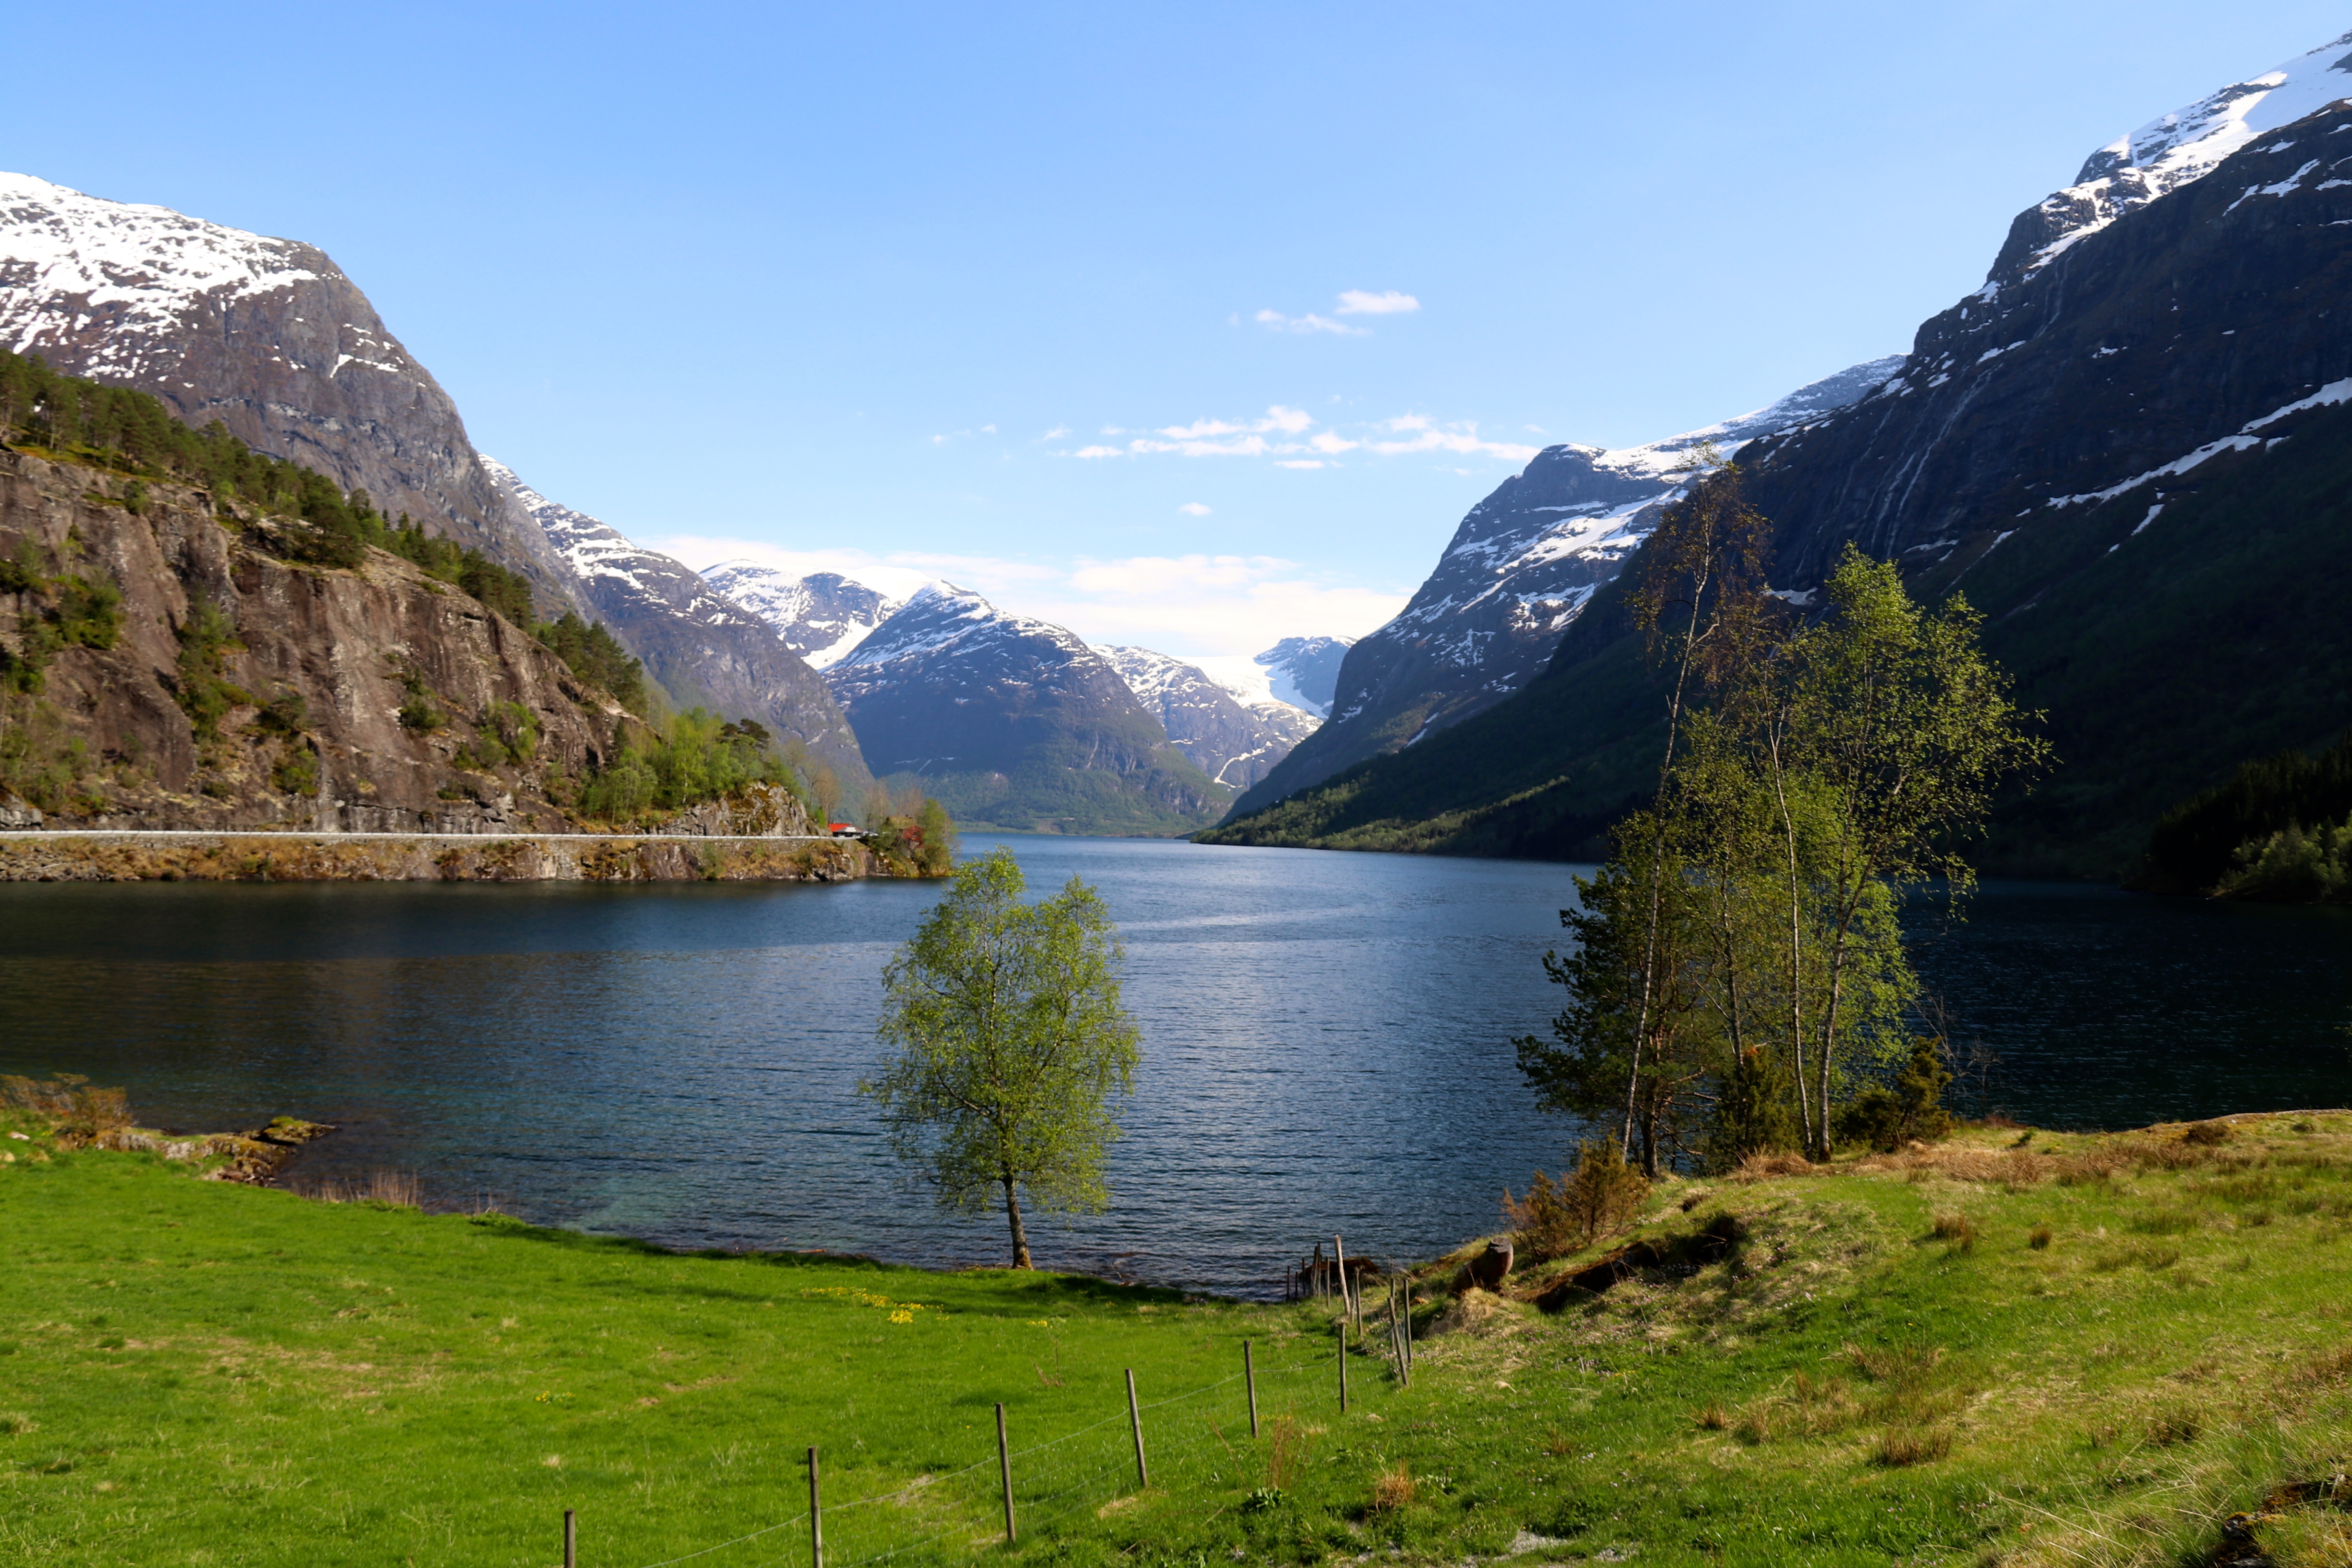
700;562;906;670
2042;376;2352;508
2004;30;2352;280
0;171;330;370
1590;355;1909;482
843;581;1097;670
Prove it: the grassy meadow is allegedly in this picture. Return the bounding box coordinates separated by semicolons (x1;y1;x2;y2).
4;1111;2351;1568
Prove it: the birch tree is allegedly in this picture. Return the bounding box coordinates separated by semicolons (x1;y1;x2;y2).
860;849;1140;1267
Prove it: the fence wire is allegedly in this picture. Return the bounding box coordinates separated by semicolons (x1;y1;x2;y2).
610;1323;1391;1568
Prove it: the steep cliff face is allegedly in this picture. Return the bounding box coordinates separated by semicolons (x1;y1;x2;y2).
826;583;1227;834
1094;644;1316;791
481;461;873;793
0;447;625;833
0;174;580;612
1225;356;1898;818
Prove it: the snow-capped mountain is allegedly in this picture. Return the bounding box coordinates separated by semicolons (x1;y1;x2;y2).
1094;646;1317;791
700;563;904;670
1212;27;2352;872
1227;356;1900;817
826;584;1226;834
483;459;869;789
1245;636;1354;718
1984;29;2352;290
0;172;577;606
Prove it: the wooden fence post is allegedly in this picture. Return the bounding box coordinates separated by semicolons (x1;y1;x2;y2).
1336;1316;1348;1413
808;1446;823;1568
1244;1339;1259;1439
1126;1368;1149;1488
996;1402;1015;1545
563;1508;576;1568
1333;1236;1349;1340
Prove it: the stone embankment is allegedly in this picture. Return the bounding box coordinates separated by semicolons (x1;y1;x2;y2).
0;829;874;882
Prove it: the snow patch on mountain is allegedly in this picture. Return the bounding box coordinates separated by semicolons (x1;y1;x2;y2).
0;172;334;380
701;563;905;670
1989;30;2352;289
1096;645;1317;790
838;582;1096;673
1247;636;1357;717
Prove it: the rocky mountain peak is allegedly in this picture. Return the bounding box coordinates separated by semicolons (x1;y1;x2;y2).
0;173;579;606
700;563;905;669
1984;30;2352;291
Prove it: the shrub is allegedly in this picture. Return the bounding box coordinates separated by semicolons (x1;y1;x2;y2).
1506;1143;1650;1259
0;1073;131;1138
1705;1045;1801;1172
396;674;445;733
173;602;247;742
2029;1225;2053;1250
1369;1462;1414;1513
1834;1038;1955;1152
2182;1120;2233;1146
1929;1212;1977;1251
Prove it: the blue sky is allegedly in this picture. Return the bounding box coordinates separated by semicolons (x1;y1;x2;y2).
12;2;2348;656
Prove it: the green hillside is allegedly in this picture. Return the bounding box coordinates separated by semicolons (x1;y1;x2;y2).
7;1109;2352;1566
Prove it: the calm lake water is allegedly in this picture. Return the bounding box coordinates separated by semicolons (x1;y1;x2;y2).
2;836;2347;1295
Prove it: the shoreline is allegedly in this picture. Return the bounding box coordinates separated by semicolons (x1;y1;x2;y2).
0;829;892;883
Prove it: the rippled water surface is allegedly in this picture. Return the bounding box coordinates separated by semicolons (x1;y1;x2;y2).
2;837;2346;1294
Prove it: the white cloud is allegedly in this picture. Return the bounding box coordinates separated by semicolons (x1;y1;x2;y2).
1276;459;1328;469
1041;426;1071;440
1086;406;1319;459
1055;403;1532;466
653;535;1405;660
1365;415;1539;462
1254;308;1367;337
1178;502;1212;516
1335;289;1419;316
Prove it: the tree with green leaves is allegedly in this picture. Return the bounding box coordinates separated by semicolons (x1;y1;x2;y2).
859;849;1139;1267
1759;546;2049;1156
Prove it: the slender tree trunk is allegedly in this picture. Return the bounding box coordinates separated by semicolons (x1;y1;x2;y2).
1813;895;1860;1161
1766;728;1814;1154
1003;1174;1032;1269
1624;590;1709;1156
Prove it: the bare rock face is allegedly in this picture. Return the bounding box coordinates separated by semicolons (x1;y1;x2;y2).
0;449;619;832
0;172;581;613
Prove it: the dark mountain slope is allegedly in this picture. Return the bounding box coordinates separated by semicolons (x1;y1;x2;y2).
1206;92;2352;873
827;584;1226;835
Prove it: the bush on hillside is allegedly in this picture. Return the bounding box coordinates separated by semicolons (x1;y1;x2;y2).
1833;1038;1954;1153
1506;1140;1650;1259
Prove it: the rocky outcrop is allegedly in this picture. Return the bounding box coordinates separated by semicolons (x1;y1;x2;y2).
0;448;619;833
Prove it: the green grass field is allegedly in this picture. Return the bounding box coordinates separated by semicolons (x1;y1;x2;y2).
4;1111;2350;1568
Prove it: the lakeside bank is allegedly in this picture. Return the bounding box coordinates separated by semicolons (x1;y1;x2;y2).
0;829;886;882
